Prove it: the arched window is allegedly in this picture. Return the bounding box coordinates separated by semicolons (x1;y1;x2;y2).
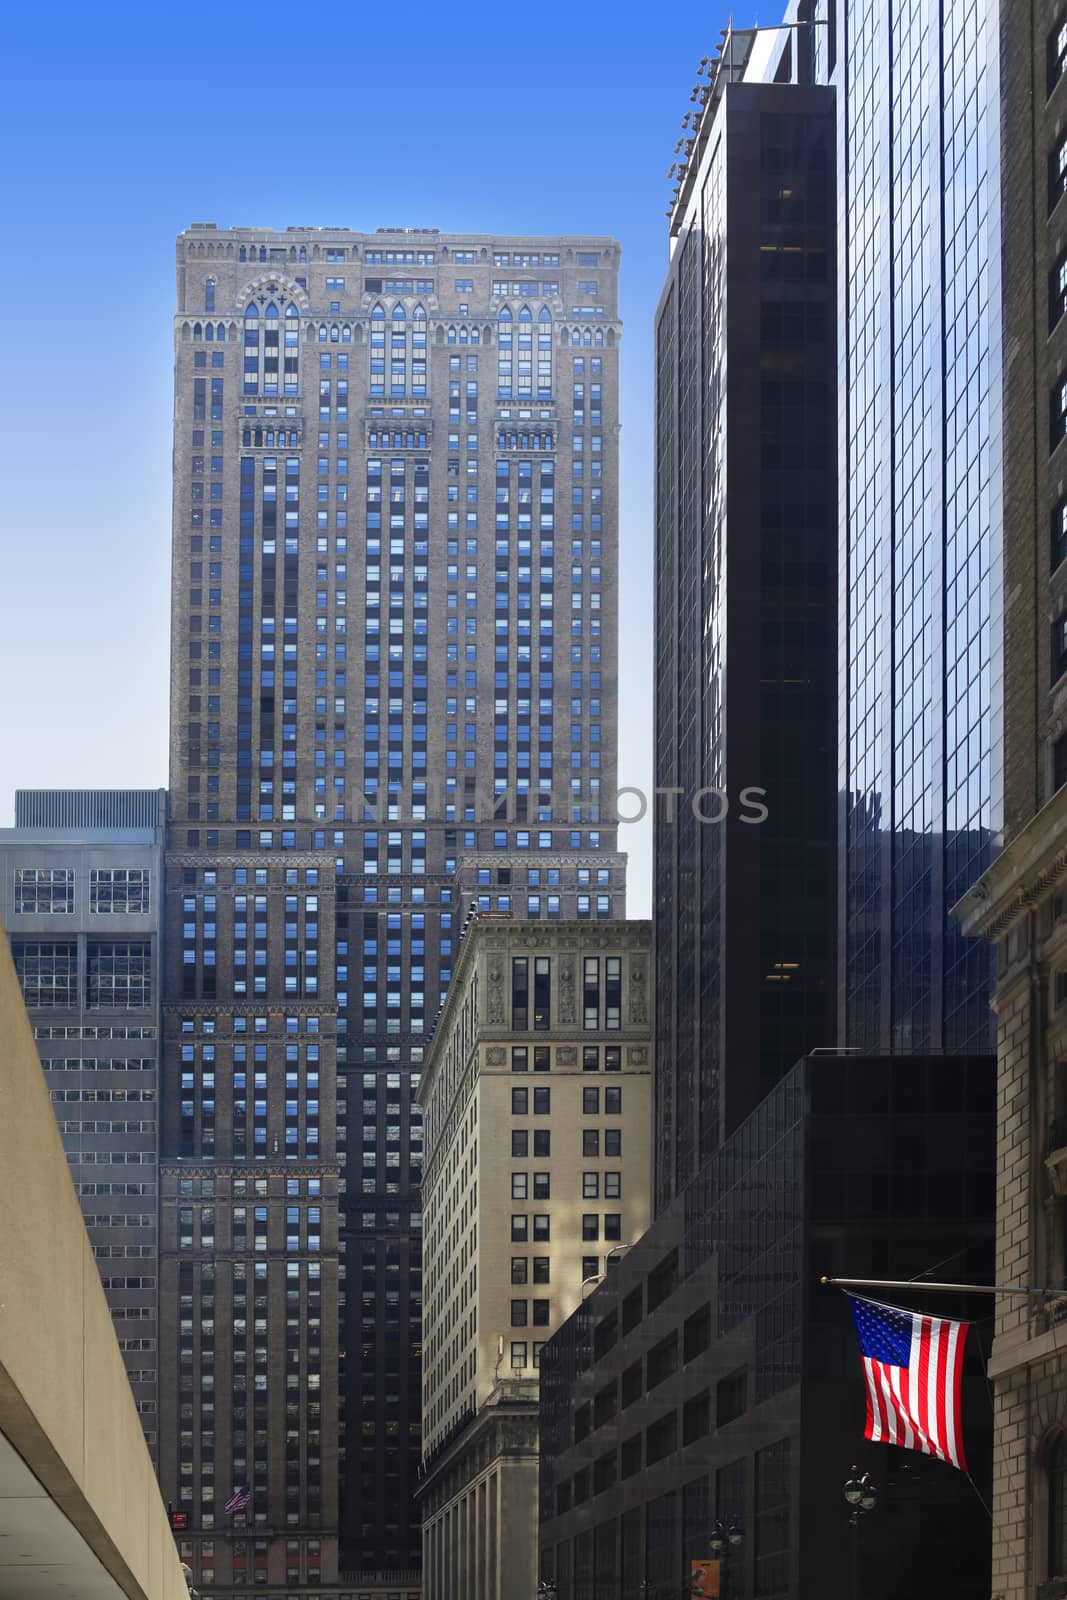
318;324;328;343
447;325;457;345
204;278;216;313
245;304;258;320
342;324;351;342
1051;1436;1067;1577
330;323;339;342
299;246;307;264
499;306;512;323
264;303;279;321
519;305;532;322
286;304;299;321
204;321;214;341
259;246;267;262
392;304;406;321
539;306;551;323
239;246;247;262
412;303;426;322
371;303;385;320
193;322;202;340
216;323;226;341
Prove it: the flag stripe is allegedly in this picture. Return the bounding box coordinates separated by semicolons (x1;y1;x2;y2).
850;1295;968;1472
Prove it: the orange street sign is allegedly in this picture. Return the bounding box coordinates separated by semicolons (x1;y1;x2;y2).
691;1558;721;1597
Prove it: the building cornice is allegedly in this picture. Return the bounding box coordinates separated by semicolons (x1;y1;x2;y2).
954;786;1067;940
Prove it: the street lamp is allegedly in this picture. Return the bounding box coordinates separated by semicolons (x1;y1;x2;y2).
537;1583;558;1599
842;1466;878;1600
707;1516;743;1597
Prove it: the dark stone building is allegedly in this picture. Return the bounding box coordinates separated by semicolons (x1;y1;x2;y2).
653;60;837;1210
538;1053;995;1600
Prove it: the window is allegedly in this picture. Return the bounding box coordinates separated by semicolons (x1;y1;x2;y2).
1053;616;1067;683
512;1130;529;1157
533;1087;550;1114
1050;1435;1067;1578
1050;17;1067;94
1054;499;1067;572
511;1087;528;1115
533;957;550;1028
91;868;151;914
87;941;152;1008
11;941;77;1007
582;1215;599;1240
511;1216;528;1241
533;1129;551;1157
512;957;529;1028
583;1130;600;1156
1053;138;1067;212
511;1257;528;1284
605;1128;622;1158
510;1342;527;1369
532;1299;550;1326
511;1046;529;1072
512;1173;529;1200
532;1172;550;1199
1055;731;1067;794
605;1086;622;1115
14;868;74;914
533;1215;550;1241
583;1088;599;1114
533;1257;550;1284
511;1300;528;1326
604;1214;622;1241
605;1172;621;1199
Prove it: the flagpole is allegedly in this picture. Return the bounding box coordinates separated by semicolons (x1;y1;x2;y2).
820;1274;1066;1300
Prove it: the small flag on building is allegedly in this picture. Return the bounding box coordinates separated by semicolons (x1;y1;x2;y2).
225;1483;251;1515
849;1295;969;1470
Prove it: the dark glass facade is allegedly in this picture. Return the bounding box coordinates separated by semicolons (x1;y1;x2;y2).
653;80;837;1211
538;1053;995;1600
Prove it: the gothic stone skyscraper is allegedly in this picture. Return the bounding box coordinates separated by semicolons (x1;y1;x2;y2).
163;226;624;1593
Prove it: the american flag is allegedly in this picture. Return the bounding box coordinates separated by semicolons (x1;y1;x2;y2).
224;1483;251;1515
848;1295;969;1471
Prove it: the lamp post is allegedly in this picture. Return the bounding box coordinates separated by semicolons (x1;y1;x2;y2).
707;1515;744;1598
537;1582;558;1600
842;1465;879;1600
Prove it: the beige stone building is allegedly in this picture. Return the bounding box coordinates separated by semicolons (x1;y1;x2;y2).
954;7;1067;1596
416;916;651;1600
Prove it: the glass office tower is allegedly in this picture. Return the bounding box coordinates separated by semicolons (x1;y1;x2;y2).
822;0;1003;1051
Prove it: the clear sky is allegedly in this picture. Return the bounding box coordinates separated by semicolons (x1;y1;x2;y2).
0;0;732;917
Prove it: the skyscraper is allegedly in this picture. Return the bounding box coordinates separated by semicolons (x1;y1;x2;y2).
164;226;624;1592
652;47;838;1209
828;0;1003;1053
0;787;166;1458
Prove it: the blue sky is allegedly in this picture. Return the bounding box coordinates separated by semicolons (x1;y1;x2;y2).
0;0;732;916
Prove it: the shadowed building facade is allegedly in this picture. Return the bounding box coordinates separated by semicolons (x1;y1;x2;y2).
0;787;166;1462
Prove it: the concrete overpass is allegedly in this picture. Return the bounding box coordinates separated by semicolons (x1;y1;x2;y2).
0;934;188;1600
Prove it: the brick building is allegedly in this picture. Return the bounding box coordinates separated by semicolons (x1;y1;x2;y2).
954;7;1067;1595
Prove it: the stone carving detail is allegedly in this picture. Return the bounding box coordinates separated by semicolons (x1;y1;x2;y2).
628;1045;649;1066
487;960;506;1024
556;1046;578;1066
559;959;576;1022
631;957;648;1023
485;1047;507;1066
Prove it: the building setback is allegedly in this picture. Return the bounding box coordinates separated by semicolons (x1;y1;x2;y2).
0;787;166;1459
653;50;838;1209
954;4;1067;1594
537;1053;995;1600
417;917;652;1600
165;225;624;1593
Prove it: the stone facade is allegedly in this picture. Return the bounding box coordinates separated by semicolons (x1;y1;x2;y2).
954;6;1067;1597
165;224;626;1590
417;916;652;1599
